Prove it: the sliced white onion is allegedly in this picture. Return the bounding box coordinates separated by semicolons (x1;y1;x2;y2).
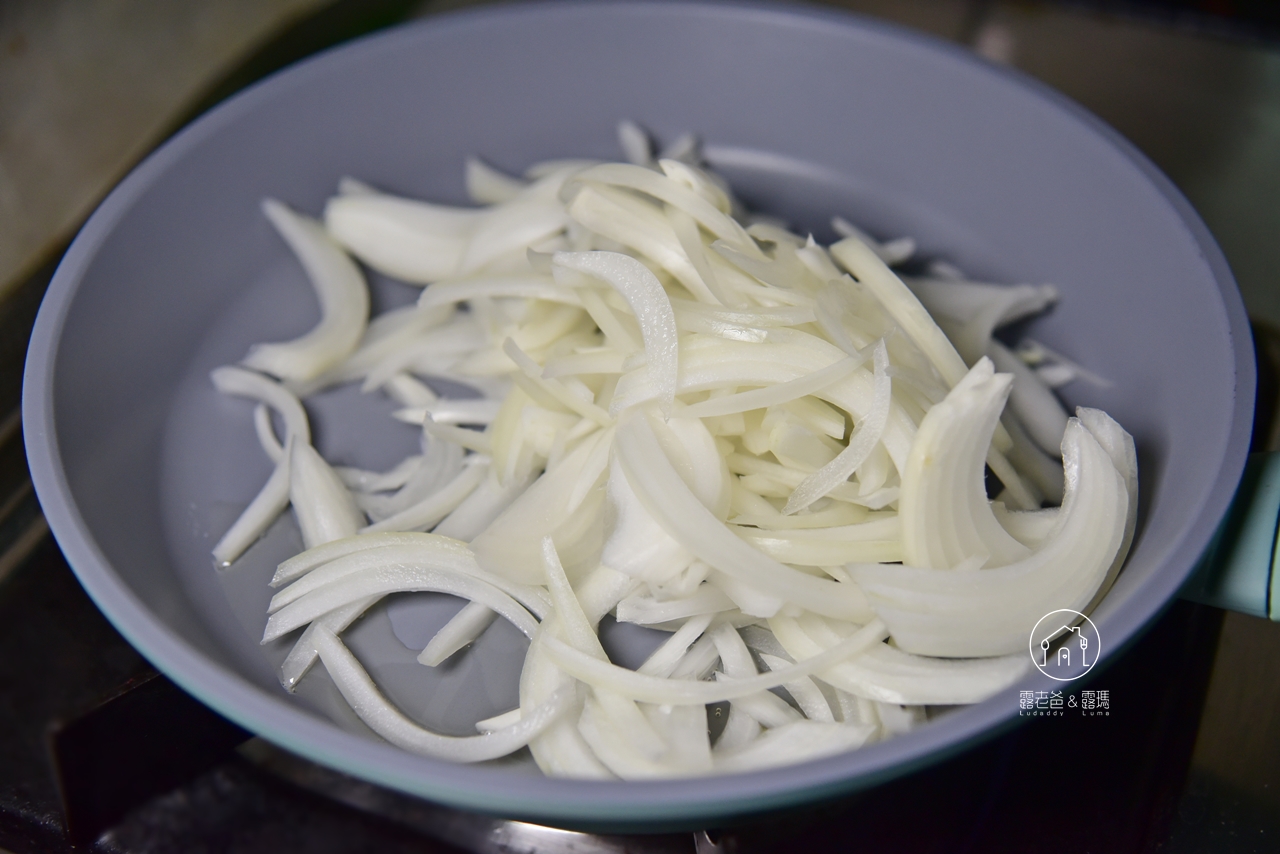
615;409;872;620
471;427;611;584
569;162;758;254
636;613;716;678
243;200;369;381
564;186;711;306
212;435;293;566
732;518;901;567
212;140;1136;780
615;585;736;625
314;626;571;762
784;340;891;514
418;600;499;666
325;192;480;284
289;440;364;550
759;653;836;723
541;619;887;704
830;237;968;389
987;338;1069;457
769;614;1029;705
465;156;527;204
335;455;423;493
278;596;376;690
268;537;547;618
852;414;1131;657
263;562;541;644
713;719;877;773
617;119;652;166
1077;407;1139;613
272;531;464;587
897;358;1031;570
682;354;861;419
831;216;915;266
361;457;489;534
432;466;536;542
211;365;311;456
908;278;1057;364
417;275;580;312
553;250;678;417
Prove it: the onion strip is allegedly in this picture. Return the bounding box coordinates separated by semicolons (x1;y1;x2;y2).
209;136;1136;778
314;627;572;762
541;619;887;705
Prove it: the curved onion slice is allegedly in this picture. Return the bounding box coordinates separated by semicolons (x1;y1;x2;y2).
289;440;364;550
243;200;370;381
615;409;873;621
541;619;887;705
1077;407;1139;612
361;457;489;534
831;216;915;266
268;538;549;620
459;199;568;275
211;365;311;459
465;156;527;204
909;278;1057;365
263;562;541;643
601;454;695;584
521;625;612;779
897;358;1031;570
212;435;292;566
831;237;1014;460
325;192;480;283
471;427;612;584
336;454;423;493
830;237;968;389
568;162;759;254
712;720;876;774
732;518;902;566
784;340;891;514
852;412;1131;657
611;334;917;470
553;250;678;417
418;600;499;666
682;354;860;419
273;531;455;587
769;615;1028;705
417;275;581;311
987;338;1069;457
313;626;572;762
564;186;713;310
278;596;375;690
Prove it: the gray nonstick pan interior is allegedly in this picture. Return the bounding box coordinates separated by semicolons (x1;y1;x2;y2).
22;0;1254;829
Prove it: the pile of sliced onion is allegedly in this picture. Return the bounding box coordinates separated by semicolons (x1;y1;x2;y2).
212;122;1136;778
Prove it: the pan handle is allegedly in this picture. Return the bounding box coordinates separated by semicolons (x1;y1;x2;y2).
1181;452;1280;620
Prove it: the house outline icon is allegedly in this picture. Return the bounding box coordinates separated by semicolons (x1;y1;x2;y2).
1030;610;1101;682
1050;625;1093;669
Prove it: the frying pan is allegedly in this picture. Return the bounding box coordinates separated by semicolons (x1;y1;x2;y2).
21;0;1255;830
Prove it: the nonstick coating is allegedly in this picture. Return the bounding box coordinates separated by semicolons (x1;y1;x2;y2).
23;0;1254;829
